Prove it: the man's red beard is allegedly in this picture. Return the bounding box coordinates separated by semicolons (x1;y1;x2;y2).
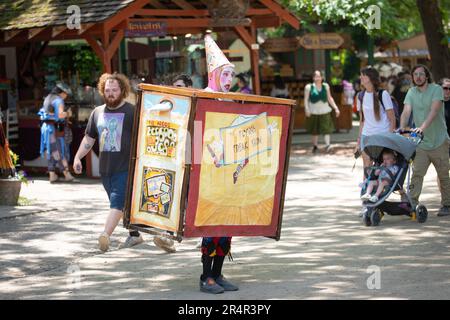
105;95;122;108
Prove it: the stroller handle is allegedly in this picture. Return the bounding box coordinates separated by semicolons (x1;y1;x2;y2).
395;129;424;144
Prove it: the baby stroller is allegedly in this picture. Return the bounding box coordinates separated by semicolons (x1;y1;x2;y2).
360;130;428;226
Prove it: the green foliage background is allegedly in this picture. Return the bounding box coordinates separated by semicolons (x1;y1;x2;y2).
43;44;101;86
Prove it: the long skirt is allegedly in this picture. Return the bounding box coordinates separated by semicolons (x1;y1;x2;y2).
306;112;335;135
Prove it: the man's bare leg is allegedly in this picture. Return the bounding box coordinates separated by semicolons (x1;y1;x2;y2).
99;208;123;252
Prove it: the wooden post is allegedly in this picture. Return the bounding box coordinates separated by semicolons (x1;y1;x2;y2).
234;25;261;95
102;26;112;73
250;23;261;95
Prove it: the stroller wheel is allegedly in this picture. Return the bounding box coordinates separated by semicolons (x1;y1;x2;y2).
362;208;372;226
416;204;428;223
370;209;382;226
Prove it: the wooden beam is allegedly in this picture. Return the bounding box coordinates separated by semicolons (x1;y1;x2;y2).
107;29;124;60
4;30;21;42
172;0;196;10
52;25;67;38
234;26;252;48
20;43;34;76
250;23;261;95
149;0;166;9
102;27;110;49
138;83;296;105
84;35;106;62
253;15;280;28
248;8;273;16
167;28;204;35
197;0;209;6
28;27;46;39
77;23;95;35
36;41;49;60
234;25;261;95
137;9;208;16
103;0;149;31
258;0;300;29
136;8;272;17
130;18;211;28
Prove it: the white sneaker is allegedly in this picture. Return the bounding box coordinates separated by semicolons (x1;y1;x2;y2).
98;232;110;252
369;195;379;203
119;234;144;249
361;193;371;200
153;235;176;253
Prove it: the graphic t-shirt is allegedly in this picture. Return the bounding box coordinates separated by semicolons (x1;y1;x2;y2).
85;102;135;176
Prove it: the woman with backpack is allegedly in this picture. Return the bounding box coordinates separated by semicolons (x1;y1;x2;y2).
356;67;396;177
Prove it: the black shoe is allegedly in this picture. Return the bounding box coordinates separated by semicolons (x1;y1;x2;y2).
199;277;224;294
437;206;450;217
312;145;318;154
215;275;239;291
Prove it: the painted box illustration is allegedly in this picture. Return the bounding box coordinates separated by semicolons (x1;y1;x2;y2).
124;84;295;241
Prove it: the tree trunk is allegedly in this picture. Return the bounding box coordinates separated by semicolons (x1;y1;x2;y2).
416;0;450;82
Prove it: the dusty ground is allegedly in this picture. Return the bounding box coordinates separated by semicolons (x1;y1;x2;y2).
1;147;449;300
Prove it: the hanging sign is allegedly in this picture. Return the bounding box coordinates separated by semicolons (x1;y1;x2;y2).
126;21;167;37
262;38;299;52
299;33;344;50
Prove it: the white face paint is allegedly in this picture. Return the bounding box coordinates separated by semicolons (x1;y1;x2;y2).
219;66;235;93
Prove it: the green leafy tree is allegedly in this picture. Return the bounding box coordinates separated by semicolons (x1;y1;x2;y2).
280;0;449;79
73;47;102;85
282;0;422;39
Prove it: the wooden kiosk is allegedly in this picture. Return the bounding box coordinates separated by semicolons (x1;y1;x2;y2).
123;84;296;241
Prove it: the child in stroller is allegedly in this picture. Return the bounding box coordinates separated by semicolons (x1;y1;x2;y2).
359;131;428;226
361;149;400;203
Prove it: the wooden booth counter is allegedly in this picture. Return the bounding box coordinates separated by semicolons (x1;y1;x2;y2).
123;85;296;241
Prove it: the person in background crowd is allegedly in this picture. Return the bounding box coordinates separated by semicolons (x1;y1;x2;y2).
235;73;252;94
38;83;75;183
304;70;340;154
172;73;193;88
387;75;398;95
439;78;450;151
392;71;413;116
270;75;289;98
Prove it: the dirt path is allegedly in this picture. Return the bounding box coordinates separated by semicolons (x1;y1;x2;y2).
1;149;449;299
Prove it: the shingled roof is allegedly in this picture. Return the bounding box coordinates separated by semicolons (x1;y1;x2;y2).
0;0;135;31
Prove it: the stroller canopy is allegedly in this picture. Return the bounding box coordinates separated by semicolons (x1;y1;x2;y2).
362;132;418;161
